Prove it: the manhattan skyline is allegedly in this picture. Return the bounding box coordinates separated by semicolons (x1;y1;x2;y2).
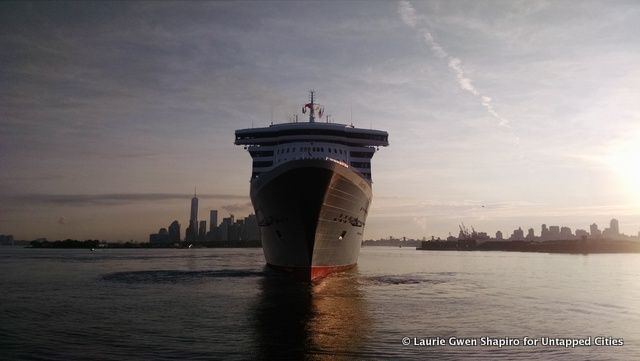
2;1;640;241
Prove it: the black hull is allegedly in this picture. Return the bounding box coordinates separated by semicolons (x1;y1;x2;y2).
250;159;372;280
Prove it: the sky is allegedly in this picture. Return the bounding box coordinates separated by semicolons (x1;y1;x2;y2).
1;0;640;241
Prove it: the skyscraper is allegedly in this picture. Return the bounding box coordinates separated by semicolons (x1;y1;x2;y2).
610;218;619;235
210;210;218;232
560;226;573;240
199;220;207;240
541;224;549;241
526;228;535;241
190;191;198;228
188;190;199;242
510;227;525;241
168;220;181;242
590;223;601;239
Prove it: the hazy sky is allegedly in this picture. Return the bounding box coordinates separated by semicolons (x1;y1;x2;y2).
2;1;640;241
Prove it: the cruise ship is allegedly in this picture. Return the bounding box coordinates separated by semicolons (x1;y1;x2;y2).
235;91;389;280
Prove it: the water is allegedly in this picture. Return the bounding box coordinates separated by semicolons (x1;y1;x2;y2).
1;247;639;360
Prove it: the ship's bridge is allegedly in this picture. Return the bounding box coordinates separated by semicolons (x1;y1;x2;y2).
235;122;389;147
235;91;388;182
235;122;388;181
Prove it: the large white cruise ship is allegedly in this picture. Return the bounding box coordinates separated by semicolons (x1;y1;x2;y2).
235;91;389;280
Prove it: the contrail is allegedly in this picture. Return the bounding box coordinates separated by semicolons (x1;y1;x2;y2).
398;0;509;127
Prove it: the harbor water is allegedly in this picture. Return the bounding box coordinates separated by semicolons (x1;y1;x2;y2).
1;247;639;360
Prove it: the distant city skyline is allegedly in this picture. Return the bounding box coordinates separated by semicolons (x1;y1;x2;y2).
149;192;259;245
2;1;640;241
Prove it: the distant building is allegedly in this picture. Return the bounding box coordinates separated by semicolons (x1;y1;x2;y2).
220;215;234;241
149;227;170;246
541;224;549;241
198;220;207;240
575;229;589;239
603;218;621;239
228;223;241;242
526;228;535;241
495;231;503;240
190;192;198;227
168;221;180;242
590;223;601;239
510;227;525;241
241;214;260;241
209;210;218;232
549;226;560;240
610;218;620;235
560;227;573;240
187;191;199;242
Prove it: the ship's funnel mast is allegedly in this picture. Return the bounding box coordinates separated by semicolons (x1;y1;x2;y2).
309;90;315;123
302;90;323;123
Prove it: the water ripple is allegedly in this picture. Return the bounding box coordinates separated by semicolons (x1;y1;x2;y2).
101;269;264;284
364;273;448;285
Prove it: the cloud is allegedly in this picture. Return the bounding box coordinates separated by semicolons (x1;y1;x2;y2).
422;32;447;59
448;58;478;95
398;1;510;128
398;0;417;28
7;193;249;206
57;216;67;225
221;202;254;214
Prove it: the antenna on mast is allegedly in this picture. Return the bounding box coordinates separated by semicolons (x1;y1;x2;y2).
301;90;323;123
309;90;315;123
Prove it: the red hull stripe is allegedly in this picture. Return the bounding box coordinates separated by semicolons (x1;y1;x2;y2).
266;263;355;281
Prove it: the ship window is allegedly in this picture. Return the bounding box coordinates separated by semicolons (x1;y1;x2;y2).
253;160;273;167
350;161;370;169
249;150;274;157
350;151;374;159
287;148;290;153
